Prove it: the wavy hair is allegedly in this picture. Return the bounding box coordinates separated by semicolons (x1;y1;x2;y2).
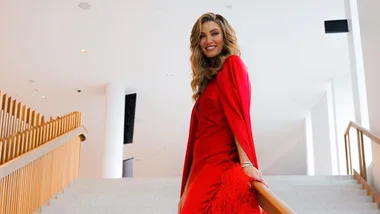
190;12;240;100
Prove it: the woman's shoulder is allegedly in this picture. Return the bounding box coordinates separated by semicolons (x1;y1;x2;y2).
216;54;250;89
219;55;247;76
225;54;244;64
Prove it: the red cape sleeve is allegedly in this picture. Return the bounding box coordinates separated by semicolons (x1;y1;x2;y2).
216;55;260;169
180;107;198;197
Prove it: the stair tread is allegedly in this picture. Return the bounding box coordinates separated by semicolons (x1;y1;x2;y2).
38;175;380;213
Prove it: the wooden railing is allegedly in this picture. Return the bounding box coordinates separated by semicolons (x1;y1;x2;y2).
0;111;87;214
344;121;380;180
0;90;45;139
0;112;82;165
344;121;380;208
254;182;295;214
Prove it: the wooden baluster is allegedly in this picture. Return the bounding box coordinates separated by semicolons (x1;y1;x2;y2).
0;109;85;213
344;134;350;175
16;102;21;134
36;113;41;127
1;96;9;139
359;131;367;180
1;93;7;139
25;129;30;154
15;134;21;159
0;138;6;165
347;133;353;175
21;105;27;132
0;176;4;214
356;129;364;179
1;94;6;139
5;97;11;138
31;110;36;128
11;100;17;136
25;108;30;129
11;136;17;162
5;137;12;163
0;140;2;166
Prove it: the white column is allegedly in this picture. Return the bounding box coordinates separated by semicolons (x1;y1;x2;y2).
305;112;315;175
344;0;370;127
345;0;378;189
102;81;125;178
326;84;339;175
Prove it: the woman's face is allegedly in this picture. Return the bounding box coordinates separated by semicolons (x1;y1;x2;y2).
199;21;224;59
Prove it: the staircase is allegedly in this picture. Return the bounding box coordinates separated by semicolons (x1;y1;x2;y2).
1;89;379;214
267;175;379;214
0;91;87;214
32;175;379;214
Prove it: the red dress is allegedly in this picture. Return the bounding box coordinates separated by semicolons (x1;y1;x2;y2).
180;55;265;214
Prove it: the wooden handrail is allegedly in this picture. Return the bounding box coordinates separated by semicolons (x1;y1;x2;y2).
254;182;295;214
0;89;86;213
0;90;45;139
0;111;82;165
344;121;380;181
0;123;87;214
345;121;380;144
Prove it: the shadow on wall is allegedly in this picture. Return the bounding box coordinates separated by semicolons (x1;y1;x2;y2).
263;139;308;175
123;157;134;177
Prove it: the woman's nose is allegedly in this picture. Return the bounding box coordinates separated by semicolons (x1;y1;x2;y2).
205;36;213;44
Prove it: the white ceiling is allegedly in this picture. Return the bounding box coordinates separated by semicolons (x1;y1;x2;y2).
0;0;351;174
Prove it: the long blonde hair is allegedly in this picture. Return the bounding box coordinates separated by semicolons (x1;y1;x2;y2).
190;12;241;100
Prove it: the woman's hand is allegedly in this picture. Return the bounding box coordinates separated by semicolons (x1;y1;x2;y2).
243;165;263;181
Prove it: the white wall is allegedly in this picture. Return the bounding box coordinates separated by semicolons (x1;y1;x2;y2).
343;0;380;191
310;91;337;175
306;77;355;176
354;0;380;191
263;136;307;175
331;76;355;175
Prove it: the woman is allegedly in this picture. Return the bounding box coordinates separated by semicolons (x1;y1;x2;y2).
178;12;266;214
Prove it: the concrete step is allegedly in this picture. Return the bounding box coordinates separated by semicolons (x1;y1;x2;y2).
300;211;380;214
264;175;354;181
291;202;379;211
35;175;379;214
279;194;373;203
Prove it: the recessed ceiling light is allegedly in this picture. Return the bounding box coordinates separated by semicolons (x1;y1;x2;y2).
78;2;91;10
226;5;233;9
81;49;87;54
41;95;46;99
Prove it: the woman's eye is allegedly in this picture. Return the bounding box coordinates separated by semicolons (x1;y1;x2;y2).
212;32;219;36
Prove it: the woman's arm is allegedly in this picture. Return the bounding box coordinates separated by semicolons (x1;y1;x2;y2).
183;166;192;195
235;137;251;164
180;108;198;197
217;55;259;168
236;137;262;180
216;55;264;183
